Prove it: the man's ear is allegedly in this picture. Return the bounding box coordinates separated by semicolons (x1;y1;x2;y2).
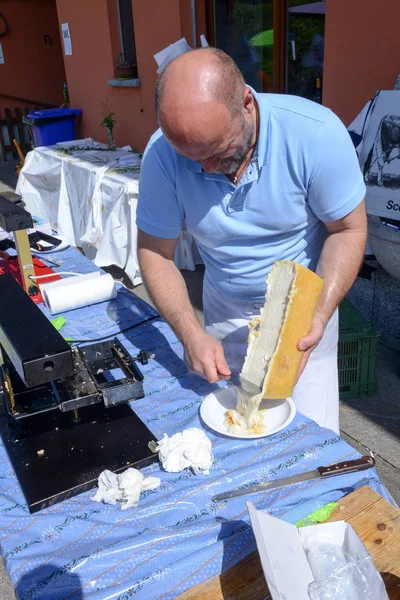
243;87;255;116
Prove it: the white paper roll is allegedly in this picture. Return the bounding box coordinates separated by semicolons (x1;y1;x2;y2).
41;272;117;314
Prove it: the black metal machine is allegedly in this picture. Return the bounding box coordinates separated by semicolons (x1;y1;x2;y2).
0;192;39;298
0;272;157;513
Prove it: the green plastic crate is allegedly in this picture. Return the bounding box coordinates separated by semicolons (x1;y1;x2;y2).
338;299;380;399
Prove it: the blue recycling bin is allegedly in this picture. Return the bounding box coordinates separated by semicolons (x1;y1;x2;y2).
22;108;82;147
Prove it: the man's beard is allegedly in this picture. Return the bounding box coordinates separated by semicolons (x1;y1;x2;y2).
215;119;255;175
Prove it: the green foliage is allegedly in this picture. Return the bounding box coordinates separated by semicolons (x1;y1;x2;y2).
233;1;273;37
100;98;116;129
289;15;325;66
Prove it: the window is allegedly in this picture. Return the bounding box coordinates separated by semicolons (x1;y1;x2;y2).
287;0;325;100
209;0;325;98
210;0;288;93
117;0;137;65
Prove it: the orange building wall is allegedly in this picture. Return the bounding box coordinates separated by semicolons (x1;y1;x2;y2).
0;0;65;112
55;0;207;152
323;0;400;126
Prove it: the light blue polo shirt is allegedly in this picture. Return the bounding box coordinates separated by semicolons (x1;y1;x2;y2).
137;92;366;302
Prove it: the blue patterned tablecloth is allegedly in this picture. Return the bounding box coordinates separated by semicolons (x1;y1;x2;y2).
0;248;393;600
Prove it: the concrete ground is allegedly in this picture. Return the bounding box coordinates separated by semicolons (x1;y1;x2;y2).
0;162;399;597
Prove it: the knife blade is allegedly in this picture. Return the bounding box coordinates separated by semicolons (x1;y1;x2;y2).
228;372;263;396
211;456;375;502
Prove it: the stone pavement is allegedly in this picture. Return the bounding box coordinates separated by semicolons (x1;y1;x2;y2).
0;161;399;597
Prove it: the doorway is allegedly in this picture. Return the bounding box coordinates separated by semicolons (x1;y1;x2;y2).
208;0;325;99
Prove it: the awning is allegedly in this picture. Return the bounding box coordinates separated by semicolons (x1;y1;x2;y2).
289;1;326;16
249;29;274;48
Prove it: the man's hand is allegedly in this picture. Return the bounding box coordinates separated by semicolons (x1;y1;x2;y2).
183;330;231;383
296;312;327;382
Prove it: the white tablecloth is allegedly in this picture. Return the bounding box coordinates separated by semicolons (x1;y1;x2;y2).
16;142;202;284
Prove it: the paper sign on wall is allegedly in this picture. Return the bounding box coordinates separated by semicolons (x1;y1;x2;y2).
61;23;72;56
153;38;192;74
0;43;4;64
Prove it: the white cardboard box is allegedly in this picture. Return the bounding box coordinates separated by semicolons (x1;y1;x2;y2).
247;501;388;600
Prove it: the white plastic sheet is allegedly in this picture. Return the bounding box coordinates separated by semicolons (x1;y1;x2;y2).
16;143;202;285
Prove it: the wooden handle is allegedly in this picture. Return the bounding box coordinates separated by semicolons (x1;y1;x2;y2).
318;455;375;478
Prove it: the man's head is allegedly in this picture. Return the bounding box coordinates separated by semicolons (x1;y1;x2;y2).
155;48;257;175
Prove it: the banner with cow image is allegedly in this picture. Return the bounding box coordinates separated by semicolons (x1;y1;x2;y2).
349;90;400;221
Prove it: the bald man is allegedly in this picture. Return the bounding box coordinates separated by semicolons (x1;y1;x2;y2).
136;48;367;433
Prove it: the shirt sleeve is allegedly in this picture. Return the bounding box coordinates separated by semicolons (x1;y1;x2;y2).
136;134;184;239
307;110;366;222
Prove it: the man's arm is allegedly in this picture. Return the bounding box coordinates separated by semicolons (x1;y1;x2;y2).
297;200;367;376
137;229;231;383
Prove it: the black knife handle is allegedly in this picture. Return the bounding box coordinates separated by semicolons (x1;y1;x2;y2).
318;455;375;478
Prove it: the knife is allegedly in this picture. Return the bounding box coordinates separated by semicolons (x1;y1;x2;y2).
211;456;375;502
228;372;263;396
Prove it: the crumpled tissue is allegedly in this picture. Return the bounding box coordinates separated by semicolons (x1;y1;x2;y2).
92;468;160;510
155;428;213;474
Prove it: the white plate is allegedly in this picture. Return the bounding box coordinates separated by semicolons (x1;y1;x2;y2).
200;385;296;439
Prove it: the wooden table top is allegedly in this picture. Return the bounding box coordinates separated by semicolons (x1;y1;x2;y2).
177;486;400;600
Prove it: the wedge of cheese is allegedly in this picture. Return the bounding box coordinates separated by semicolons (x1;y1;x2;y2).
224;261;323;434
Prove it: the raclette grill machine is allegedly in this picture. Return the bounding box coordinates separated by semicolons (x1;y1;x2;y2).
0;197;157;513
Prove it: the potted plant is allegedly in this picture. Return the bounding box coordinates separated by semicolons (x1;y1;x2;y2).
100;100;117;150
115;53;137;79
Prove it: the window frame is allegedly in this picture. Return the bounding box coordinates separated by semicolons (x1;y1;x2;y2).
116;0;137;66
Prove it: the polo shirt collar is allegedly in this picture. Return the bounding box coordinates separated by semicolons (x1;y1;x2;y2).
185;158;202;172
251;87;270;168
